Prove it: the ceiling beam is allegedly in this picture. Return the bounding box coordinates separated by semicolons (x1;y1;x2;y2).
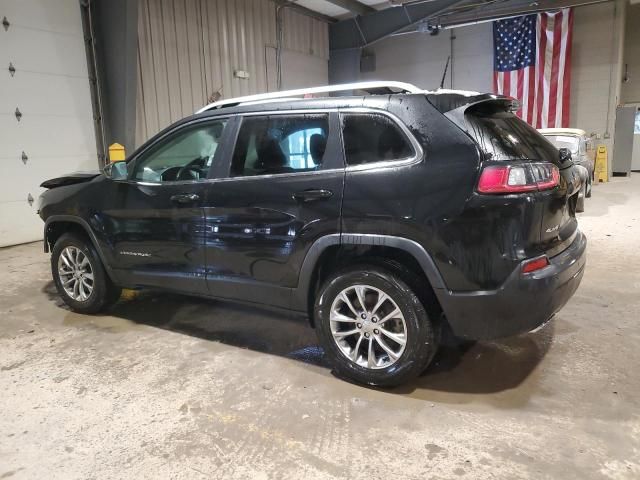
418;0;610;29
324;0;376;16
273;1;337;23
330;0;469;50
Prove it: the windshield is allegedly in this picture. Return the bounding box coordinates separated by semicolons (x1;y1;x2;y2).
542;135;579;154
465;109;560;161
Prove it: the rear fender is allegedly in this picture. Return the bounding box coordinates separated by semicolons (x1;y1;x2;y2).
292;233;447;313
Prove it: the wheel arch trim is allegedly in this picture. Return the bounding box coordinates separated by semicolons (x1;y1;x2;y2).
293;233;447;312
43;215;115;279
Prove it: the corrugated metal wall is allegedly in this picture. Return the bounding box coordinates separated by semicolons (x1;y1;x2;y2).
135;0;329;146
281;7;329;60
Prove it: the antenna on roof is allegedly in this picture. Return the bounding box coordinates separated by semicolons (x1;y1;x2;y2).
439;56;450;89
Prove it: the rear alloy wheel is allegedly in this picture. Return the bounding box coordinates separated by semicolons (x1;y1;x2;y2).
315;266;438;387
329;285;407;369
51;233;121;314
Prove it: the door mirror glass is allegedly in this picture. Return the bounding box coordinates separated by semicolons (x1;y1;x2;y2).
104;161;128;180
558;147;572;163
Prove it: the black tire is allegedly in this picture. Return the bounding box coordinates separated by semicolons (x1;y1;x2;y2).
315;265;438;387
51;233;121;313
586;178;592;198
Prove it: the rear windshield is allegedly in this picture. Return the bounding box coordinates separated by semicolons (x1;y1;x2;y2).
465;110;559;161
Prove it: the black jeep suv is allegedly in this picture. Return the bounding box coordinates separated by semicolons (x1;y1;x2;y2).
39;82;586;386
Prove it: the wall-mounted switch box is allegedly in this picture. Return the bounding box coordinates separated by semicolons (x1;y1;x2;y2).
234;70;250;79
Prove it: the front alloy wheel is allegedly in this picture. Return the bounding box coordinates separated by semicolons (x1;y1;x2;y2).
51;233;121;313
57;246;95;302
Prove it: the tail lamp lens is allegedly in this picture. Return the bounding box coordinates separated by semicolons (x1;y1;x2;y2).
522;256;550;274
477;162;559;194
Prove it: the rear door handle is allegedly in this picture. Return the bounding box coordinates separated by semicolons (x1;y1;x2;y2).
170;193;200;205
292;189;333;202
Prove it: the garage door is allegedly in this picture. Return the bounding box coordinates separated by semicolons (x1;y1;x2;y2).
0;0;98;247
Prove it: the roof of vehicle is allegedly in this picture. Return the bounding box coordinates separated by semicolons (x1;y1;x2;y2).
196;81;424;113
195;81;491;114
538;128;587;137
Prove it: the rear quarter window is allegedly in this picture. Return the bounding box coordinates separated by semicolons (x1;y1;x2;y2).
341;113;414;166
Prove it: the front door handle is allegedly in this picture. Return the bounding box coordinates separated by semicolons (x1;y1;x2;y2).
170;193;200;205
292;189;333;203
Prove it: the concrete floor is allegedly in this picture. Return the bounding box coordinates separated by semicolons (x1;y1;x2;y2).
1;177;639;480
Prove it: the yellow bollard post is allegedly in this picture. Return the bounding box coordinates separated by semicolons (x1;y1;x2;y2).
594;145;608;183
108;143;126;162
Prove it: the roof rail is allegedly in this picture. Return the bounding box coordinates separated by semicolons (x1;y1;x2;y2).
195;81;424;113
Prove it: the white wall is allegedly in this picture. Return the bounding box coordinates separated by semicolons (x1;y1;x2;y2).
360;23;492;92
621;4;640;171
571;1;625;156
621;3;640;103
359;1;627;161
0;0;98;246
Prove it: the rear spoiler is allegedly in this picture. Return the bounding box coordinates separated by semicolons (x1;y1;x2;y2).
425;92;520;131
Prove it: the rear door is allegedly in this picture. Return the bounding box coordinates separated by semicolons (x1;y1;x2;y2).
203;111;344;308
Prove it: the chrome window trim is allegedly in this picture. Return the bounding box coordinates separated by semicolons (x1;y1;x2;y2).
124;107;424;186
221;107;423;181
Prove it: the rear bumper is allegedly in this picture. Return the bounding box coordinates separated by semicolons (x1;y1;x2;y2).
438;230;587;340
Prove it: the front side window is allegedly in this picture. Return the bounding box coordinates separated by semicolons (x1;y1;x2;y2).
231;114;329;177
132;119;227;182
341;113;414;166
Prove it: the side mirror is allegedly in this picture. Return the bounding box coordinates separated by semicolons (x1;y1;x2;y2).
558;147;572;163
103;161;128;180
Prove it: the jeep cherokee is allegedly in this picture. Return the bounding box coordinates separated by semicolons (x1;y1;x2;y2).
39;81;586;386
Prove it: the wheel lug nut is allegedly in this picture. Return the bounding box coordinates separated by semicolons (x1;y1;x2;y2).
372;317;377;323
356;323;362;329
364;332;370;338
374;329;379;335
361;313;367;319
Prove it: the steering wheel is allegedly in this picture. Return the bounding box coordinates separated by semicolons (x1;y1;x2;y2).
176;165;202;181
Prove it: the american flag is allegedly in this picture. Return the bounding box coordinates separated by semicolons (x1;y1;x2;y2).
493;9;574;128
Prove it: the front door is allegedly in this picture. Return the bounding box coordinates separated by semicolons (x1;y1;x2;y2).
203;112;344;308
103;118;228;294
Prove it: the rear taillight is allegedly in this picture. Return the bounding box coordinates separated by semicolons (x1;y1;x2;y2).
477;162;560;194
522;256;550;274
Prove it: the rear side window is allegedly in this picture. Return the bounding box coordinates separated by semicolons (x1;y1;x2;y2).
231;114;329;177
341;113;414;166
